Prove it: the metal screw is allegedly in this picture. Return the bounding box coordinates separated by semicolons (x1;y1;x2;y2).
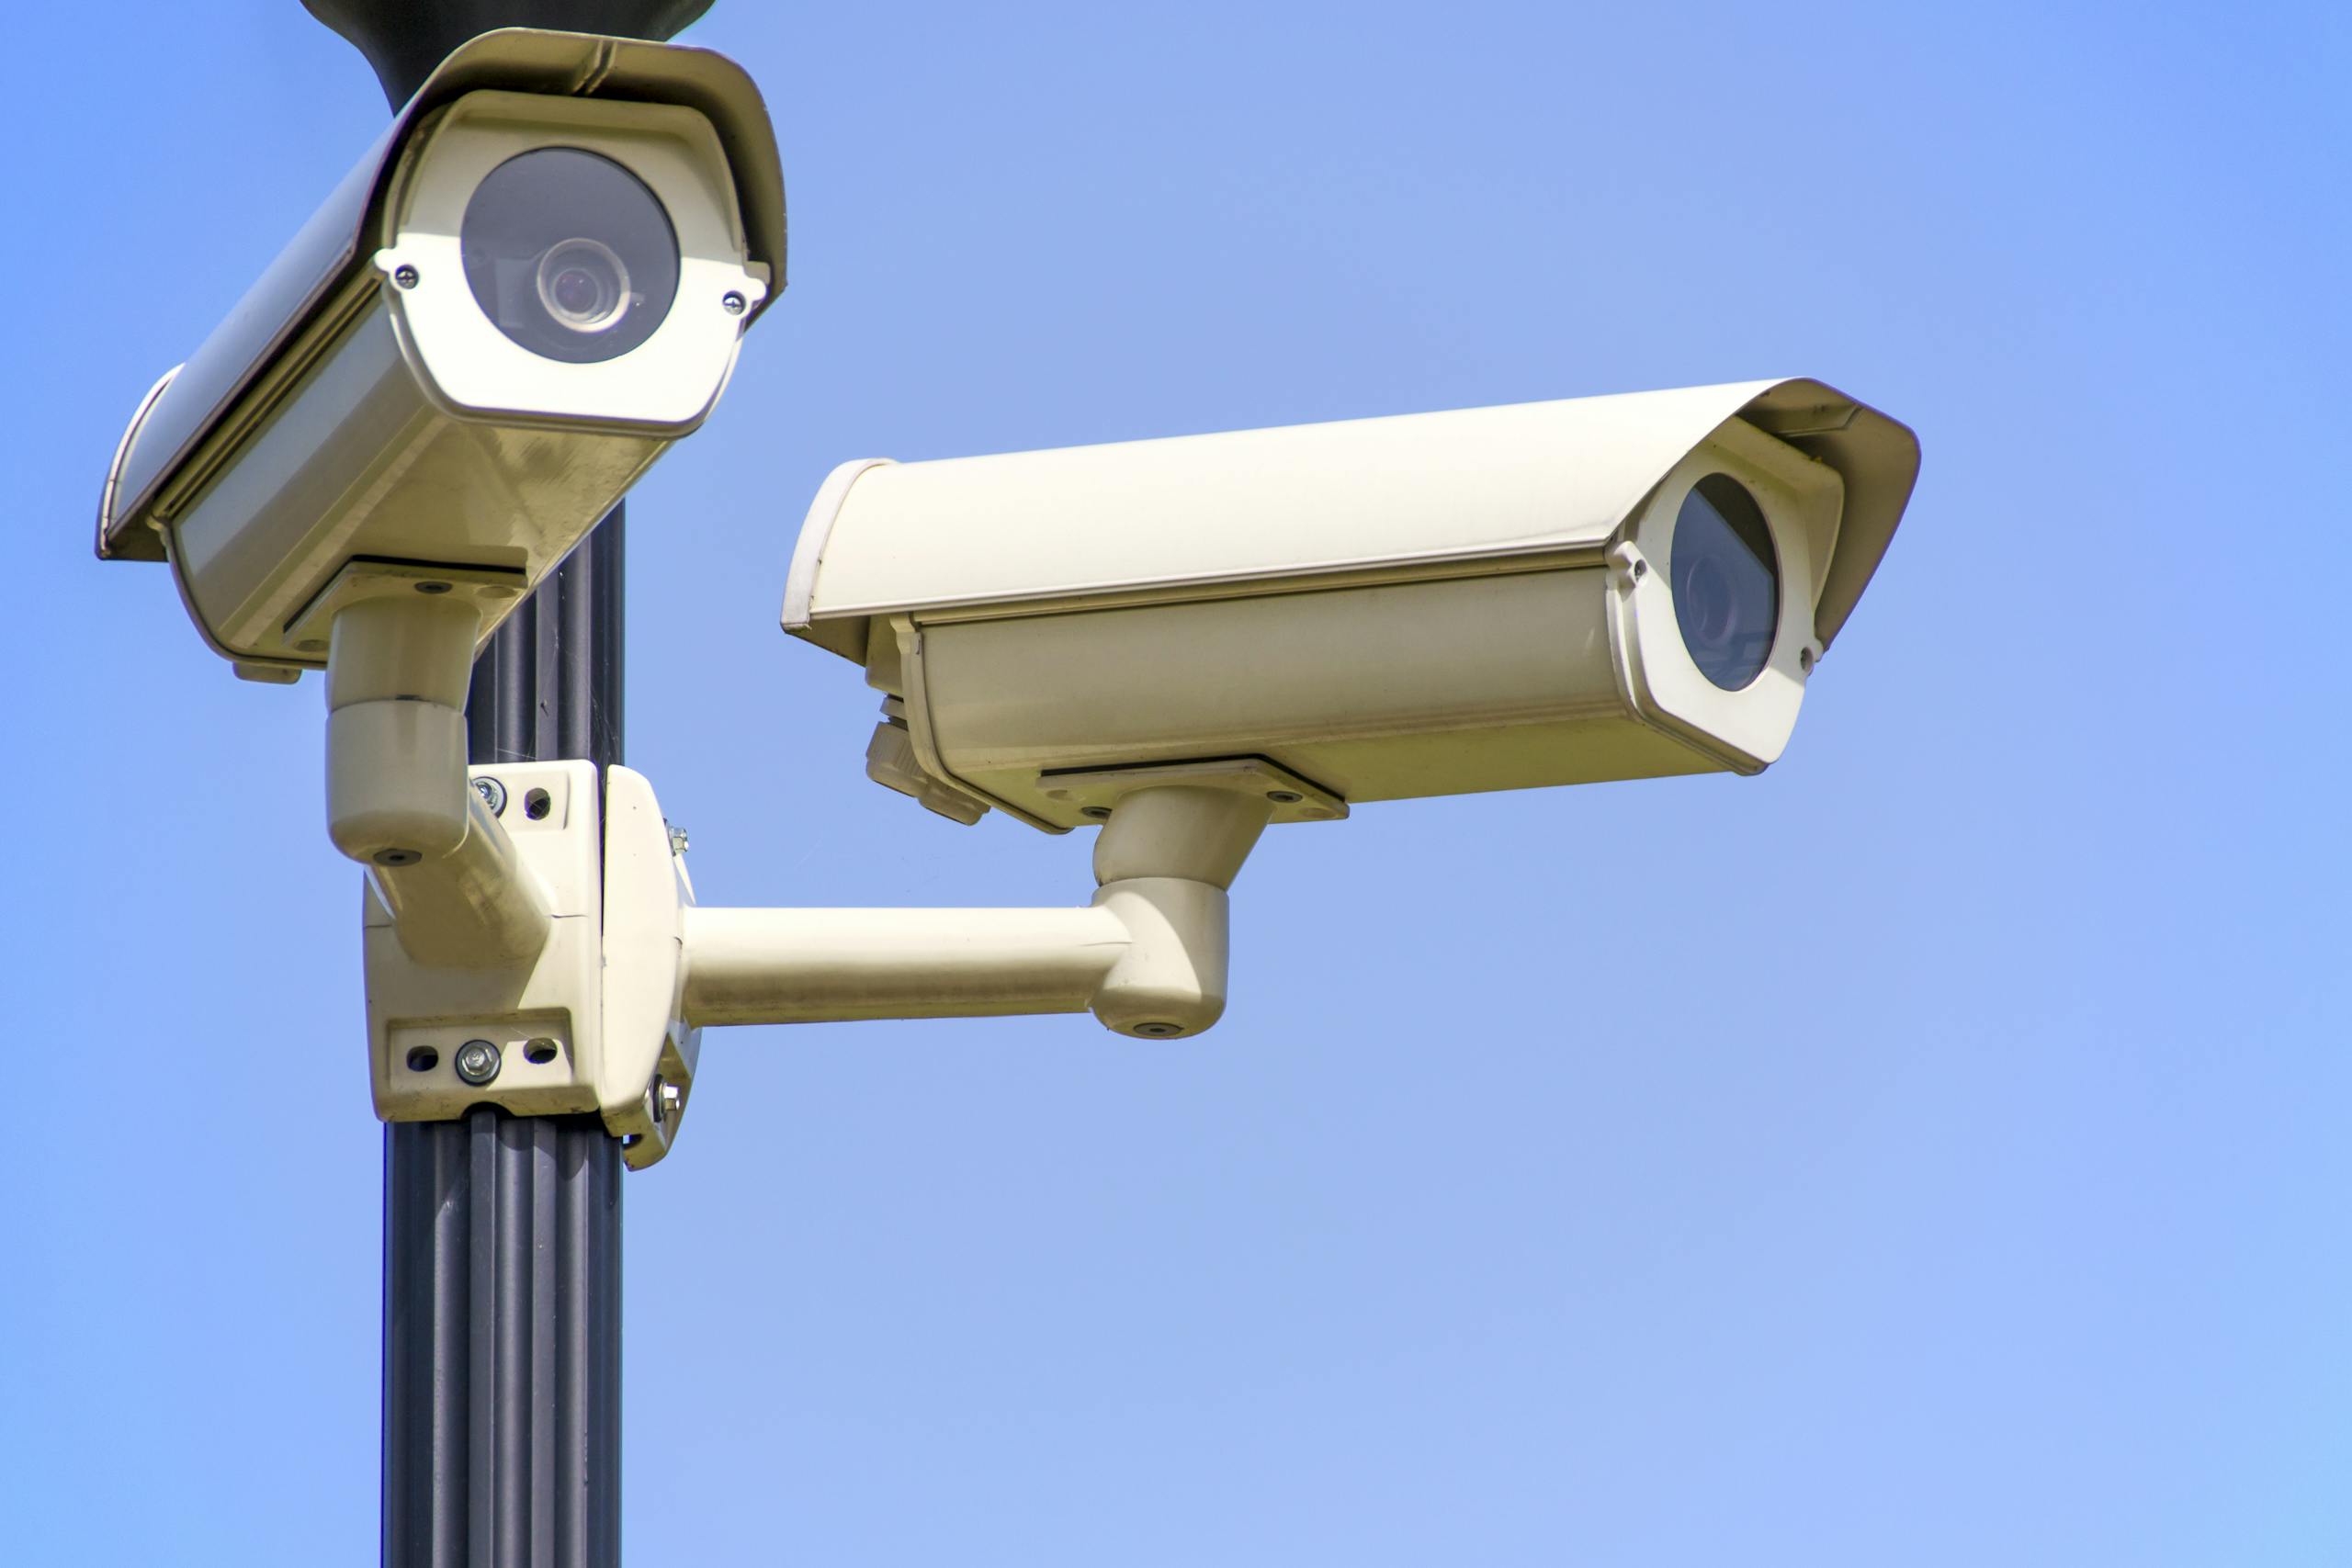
414;580;452;595
668;825;690;855
721;290;747;315
1266;790;1304;805
1080;806;1112;821
393;264;420;289
455;1040;503;1086
1133;1021;1184;1039
1798;648;1815;674
1632;558;1648;580
659;1080;684;1122
474;776;508;816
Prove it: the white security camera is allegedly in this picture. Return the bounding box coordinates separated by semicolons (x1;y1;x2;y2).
83;32;787;1145
96;28;785;685
783;378;1917;830
91;27;783;918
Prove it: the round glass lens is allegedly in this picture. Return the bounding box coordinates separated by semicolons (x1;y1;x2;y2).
537;239;628;329
460;148;679;364
1669;474;1779;690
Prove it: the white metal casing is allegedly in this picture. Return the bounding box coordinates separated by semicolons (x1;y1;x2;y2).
96;29;785;678
782;379;1918;829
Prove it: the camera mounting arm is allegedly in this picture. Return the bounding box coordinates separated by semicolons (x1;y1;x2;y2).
325;583;549;968
361;760;1281;1169
677;784;1272;1039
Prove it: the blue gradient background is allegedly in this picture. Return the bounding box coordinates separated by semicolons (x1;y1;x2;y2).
5;4;2346;1562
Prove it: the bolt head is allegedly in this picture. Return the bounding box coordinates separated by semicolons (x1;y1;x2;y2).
474;776;508;816
455;1040;503;1086
650;1074;684;1125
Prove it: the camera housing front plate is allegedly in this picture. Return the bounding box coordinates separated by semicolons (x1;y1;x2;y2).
374;89;767;434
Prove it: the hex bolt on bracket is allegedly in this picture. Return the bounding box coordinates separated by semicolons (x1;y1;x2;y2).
454;1040;502;1085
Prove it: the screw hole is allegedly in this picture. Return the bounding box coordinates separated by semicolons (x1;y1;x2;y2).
524;1038;559;1066
414;581;452;595
1798;648;1815;673
1133;1021;1185;1039
1632;558;1649;580
1080;806;1112;821
524;788;552;821
406;1047;438;1073
374;848;421;867
1266;790;1304;805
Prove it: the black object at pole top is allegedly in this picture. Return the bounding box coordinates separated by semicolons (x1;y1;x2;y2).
302;0;715;106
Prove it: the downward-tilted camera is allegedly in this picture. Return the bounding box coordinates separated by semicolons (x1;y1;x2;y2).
96;27;786;683
93;29;787;1164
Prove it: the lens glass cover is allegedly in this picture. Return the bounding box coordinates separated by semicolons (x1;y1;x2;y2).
1669;475;1779;690
461;148;680;364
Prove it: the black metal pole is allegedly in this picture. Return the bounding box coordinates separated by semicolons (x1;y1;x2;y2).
381;518;628;1568
300;5;708;1562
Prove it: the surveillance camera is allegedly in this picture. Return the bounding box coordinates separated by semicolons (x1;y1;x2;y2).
95;28;786;682
783;379;1917;830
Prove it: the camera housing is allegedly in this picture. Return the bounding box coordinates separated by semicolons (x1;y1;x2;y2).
96;28;786;680
783;379;1919;830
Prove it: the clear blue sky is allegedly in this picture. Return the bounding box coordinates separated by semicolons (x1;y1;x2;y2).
6;3;2347;1562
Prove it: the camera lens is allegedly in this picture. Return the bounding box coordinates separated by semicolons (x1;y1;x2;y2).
460;147;679;364
536;239;629;332
1669;475;1779;690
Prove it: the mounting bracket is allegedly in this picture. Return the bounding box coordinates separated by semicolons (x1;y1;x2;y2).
364;761;700;1168
358;755;1311;1167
